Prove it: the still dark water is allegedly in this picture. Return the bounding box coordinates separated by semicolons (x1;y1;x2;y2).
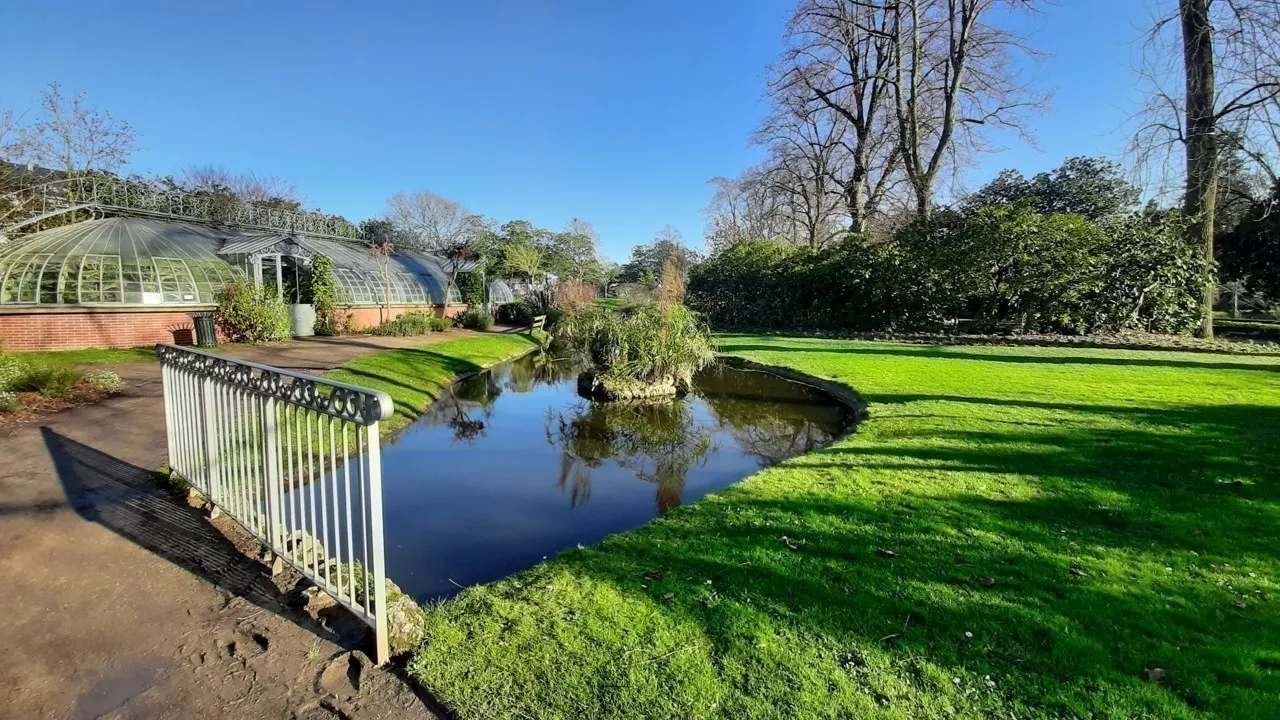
380;353;857;601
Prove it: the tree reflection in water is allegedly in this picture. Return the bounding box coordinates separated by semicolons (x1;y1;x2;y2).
546;399;714;512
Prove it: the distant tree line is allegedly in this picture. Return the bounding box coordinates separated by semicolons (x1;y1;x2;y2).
689;157;1208;335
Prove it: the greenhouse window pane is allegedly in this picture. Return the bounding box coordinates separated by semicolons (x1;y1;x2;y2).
80;255;124;304
153;258;201;303
12;254;52;304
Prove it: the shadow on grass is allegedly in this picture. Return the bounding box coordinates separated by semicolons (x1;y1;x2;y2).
423;387;1280;718
717;342;1280;373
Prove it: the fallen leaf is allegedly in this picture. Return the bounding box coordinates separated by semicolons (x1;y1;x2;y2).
1145;668;1166;682
1234;601;1247;610
977;576;996;587
878;549;898;558
787;543;799;551
662;592;675;600
1069;566;1087;578
643;571;662;581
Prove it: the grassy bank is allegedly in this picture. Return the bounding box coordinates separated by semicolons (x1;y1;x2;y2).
325;334;537;435
409;335;1280;719
4;346;156;367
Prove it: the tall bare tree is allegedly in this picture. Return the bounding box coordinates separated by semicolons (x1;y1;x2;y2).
755;95;850;248
888;0;1044;217
1133;0;1280;337
178;165;305;208
30;83;138;174
775;0;902;232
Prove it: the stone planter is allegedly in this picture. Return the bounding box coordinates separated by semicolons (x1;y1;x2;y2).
289;303;316;337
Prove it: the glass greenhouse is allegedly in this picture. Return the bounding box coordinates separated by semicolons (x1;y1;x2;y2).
0;217;463;307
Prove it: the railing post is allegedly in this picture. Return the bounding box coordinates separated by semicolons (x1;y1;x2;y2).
262;396;285;556
367;420;390;665
160;360;177;474
200;376;221;509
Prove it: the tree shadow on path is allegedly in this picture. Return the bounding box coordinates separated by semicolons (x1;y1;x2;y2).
40;427;370;651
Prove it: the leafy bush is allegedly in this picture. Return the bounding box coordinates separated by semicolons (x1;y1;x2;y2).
84;370;124;392
19;366;82;398
689;206;1207;336
495;300;542;326
557;303;714;392
311;254;340;336
457;309;495;331
0;390;17;412
216;279;291;343
0;354;29;392
457;271;486;308
371;312;450;336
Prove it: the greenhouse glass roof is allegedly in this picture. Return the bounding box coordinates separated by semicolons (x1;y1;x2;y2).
0;217;463;308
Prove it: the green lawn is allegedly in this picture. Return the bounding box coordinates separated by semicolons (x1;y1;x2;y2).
408;335;1280;719
325;334;537;435
4;345;157;367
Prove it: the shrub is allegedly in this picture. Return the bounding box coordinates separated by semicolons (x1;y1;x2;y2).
457;309;494;331
496;300;538;326
688;207;1206;336
0;354;29;392
370;312;451;336
457;271;486;308
20;366;82;398
0;390;17;412
216;279;291;343
554;279;598;315
557;303;714;392
84;370;124;392
311;254;340;336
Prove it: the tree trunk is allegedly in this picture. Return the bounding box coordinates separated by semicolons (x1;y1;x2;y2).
1180;0;1218;338
915;177;934;220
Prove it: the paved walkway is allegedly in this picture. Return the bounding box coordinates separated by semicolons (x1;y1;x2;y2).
0;332;484;720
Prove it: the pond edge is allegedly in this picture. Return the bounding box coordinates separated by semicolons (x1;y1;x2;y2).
716;354;869;436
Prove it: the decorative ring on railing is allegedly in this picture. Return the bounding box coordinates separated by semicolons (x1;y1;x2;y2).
156;344;389;424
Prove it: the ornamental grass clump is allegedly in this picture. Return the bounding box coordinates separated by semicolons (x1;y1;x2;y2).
559;302;714;400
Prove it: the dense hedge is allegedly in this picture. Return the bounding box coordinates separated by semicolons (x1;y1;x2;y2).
688;205;1207;335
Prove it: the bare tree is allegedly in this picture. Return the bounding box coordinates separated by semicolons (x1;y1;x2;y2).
30;83;138;174
756;102;850;248
888;0;1044;217
1132;0;1280;337
774;0;902;233
385;191;480;305
703;171;791;251
178;165;305;208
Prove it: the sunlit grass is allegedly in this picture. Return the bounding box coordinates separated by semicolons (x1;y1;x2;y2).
4;345;157;367
325;334;537;436
409;335;1280;719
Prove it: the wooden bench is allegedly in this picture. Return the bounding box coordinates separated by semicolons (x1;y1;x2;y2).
530;314;547;332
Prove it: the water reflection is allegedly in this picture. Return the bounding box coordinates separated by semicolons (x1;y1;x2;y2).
378;352;857;600
547;399;714;512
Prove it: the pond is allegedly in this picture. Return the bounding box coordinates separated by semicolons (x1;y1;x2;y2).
380;352;859;601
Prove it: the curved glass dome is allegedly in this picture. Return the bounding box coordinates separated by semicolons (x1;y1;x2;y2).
488;278;515;304
0;217;467;308
295;236;462;306
0;217;242;306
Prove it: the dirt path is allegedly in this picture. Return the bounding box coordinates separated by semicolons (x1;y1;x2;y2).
0;332;484;720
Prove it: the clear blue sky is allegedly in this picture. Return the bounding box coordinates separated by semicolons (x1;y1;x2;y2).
1;0;1158;262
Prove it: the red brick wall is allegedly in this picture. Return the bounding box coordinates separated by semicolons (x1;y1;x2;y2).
0;311;205;351
0;304;469;351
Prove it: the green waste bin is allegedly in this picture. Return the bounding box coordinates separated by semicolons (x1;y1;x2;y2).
191;312;217;348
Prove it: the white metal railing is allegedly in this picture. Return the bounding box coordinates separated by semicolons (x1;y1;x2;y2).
157;343;395;662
